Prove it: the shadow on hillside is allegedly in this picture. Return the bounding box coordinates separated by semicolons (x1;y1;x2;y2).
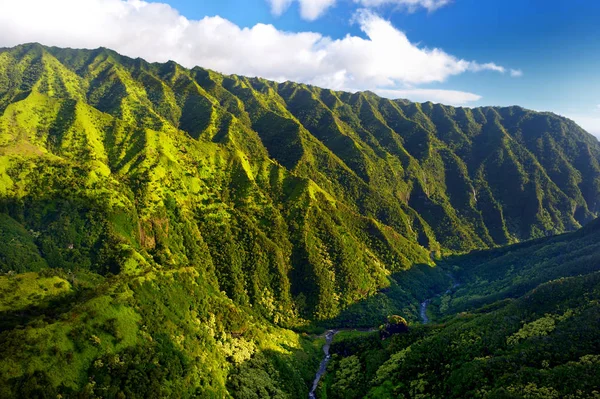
306;263;452;330
0;281;100;333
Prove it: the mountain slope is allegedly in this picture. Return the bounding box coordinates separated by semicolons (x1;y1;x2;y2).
1;43;600;397
1;43;599;321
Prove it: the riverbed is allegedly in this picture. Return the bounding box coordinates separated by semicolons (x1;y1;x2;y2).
420;272;461;324
308;328;377;398
308;330;337;399
309;273;459;397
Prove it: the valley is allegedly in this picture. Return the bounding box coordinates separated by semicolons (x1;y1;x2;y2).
316;220;600;398
0;43;598;398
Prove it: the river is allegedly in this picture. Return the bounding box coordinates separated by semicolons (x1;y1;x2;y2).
309;273;460;397
420;272;461;324
308;330;337;399
308;328;377;399
420;299;431;324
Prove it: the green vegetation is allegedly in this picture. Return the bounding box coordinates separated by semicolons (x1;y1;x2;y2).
0;271;70;312
319;219;600;398
0;43;599;397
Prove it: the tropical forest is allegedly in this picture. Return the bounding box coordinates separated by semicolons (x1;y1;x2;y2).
0;39;599;399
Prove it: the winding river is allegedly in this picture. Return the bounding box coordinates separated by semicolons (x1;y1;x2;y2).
308;330;337;399
420;272;461;324
308;328;377;398
308;273;460;397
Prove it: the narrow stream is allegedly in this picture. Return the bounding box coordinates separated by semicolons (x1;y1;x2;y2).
420;299;431;324
421;272;461;324
308;330;337;399
308;273;460;397
308;328;377;398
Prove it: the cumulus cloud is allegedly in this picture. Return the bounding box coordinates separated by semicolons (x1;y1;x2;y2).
267;0;336;20
269;0;294;16
467;65;525;79
469;62;506;73
0;0;517;105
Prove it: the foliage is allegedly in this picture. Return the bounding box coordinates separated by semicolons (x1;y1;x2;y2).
1;43;600;397
321;222;600;398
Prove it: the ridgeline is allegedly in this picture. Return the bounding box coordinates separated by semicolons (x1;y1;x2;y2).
0;43;599;398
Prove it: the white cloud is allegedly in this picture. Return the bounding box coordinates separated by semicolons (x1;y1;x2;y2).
465;65;524;78
269;0;451;19
510;69;523;77
374;88;481;105
268;0;294;16
469;62;506;73
597;104;600;110
299;0;337;20
355;0;452;12
267;0;336;20
0;0;514;105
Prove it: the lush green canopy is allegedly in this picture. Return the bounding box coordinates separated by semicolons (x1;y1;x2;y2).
0;43;599;398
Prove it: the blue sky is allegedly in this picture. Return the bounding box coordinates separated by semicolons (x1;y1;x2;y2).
1;0;599;135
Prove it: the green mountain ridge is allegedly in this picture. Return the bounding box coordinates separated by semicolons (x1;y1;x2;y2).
0;43;599;398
